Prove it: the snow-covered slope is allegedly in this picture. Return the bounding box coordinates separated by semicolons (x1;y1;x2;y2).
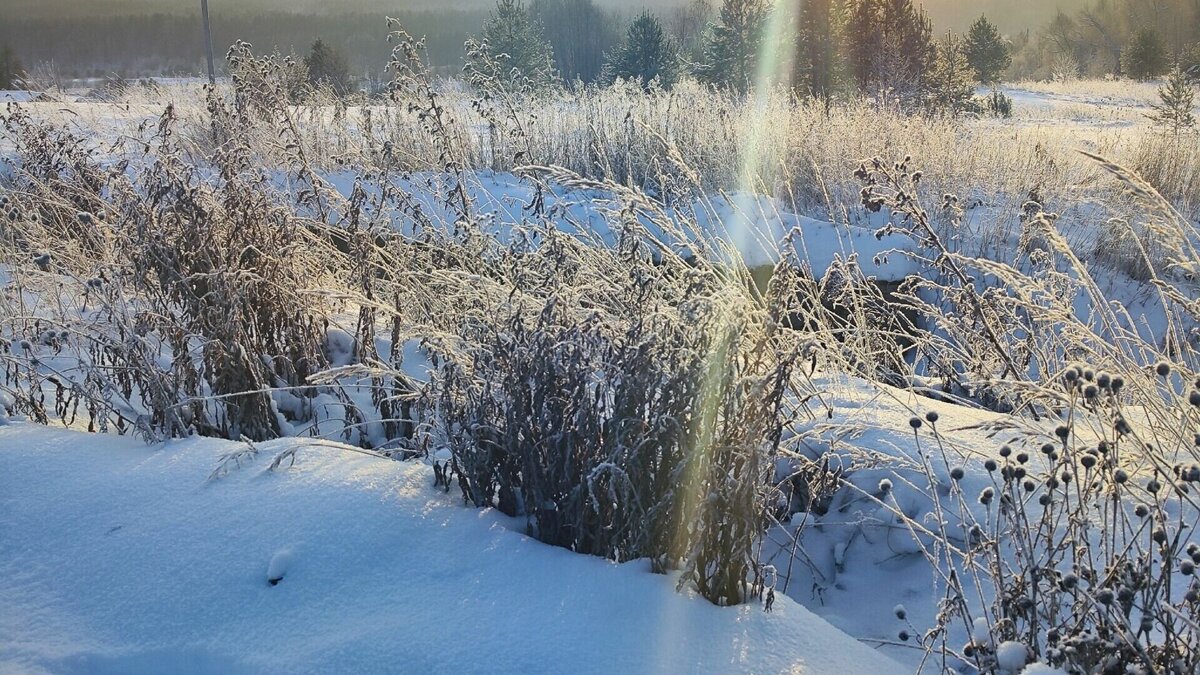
0;424;901;675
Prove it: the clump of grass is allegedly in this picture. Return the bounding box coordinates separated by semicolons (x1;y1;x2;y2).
434;212;798;604
867;362;1200;673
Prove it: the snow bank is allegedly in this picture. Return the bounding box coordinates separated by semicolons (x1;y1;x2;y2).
0;91;44;103
0;423;900;674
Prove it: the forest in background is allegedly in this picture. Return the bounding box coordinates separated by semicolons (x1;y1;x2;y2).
2;0;1158;81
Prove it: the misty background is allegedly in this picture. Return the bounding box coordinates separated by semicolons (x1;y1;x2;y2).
1;0;1093;81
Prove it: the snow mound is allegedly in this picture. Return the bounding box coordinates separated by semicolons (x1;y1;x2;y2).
996;641;1029;671
0;424;900;674
1021;664;1069;675
266;549;293;586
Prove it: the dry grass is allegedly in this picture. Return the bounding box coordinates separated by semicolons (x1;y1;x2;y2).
1;47;1198;628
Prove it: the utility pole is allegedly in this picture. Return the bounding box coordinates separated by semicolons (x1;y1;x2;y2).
201;0;216;84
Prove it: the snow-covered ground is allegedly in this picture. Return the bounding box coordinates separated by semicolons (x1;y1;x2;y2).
2;77;1196;674
996;80;1200;129
0;423;902;675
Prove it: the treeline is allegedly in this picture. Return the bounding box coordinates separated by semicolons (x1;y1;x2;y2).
0;1;705;82
450;0;1006;118
2;0;1198;86
0;10;490;79
1007;0;1200;80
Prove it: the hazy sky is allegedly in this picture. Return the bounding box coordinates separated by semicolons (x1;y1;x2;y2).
7;0;1099;24
4;0;1093;32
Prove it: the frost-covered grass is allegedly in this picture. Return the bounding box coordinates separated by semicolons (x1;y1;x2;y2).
1006;78;1167;108
10;76;1199;220
2;43;1200;673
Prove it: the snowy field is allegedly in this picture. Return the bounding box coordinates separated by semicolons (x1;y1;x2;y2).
2;73;1200;675
0;424;899;674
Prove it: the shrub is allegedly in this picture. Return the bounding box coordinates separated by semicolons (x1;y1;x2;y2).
435;193;797;605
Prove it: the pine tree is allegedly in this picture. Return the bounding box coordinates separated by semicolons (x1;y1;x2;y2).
0;45;23;90
925;33;978;117
304;39;352;95
794;0;839;100
1148;66;1197;133
604;12;680;89
465;0;558;91
694;0;768;95
1122;28;1169;81
843;0;882;91
877;0;934;89
840;0;933;100
963;15;1011;84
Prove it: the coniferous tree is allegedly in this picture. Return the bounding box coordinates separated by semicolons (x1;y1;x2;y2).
1;45;24;90
794;0;839;100
925;33;978;117
843;0;882;91
878;0;934;86
530;0;617;84
304;39;352;95
841;0;933;100
694;0;768;95
1122;28;1169;81
963;15;1011;84
465;0;557;91
604;12;680;89
1148;65;1197;133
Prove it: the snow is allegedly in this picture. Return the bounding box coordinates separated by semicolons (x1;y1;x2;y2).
266;549;293;585
0;91;42;103
0;423;901;674
971;616;992;643
996;641;1029;671
1020;664;1068;675
4;77;1196;673
310;170;917;280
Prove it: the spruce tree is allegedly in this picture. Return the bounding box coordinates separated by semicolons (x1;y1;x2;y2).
794;0;839;100
1148;66;1197;134
694;0;768;95
604;12;680;89
304;39;352;95
1122;28;1169;81
465;0;558;91
963;15;1010;84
